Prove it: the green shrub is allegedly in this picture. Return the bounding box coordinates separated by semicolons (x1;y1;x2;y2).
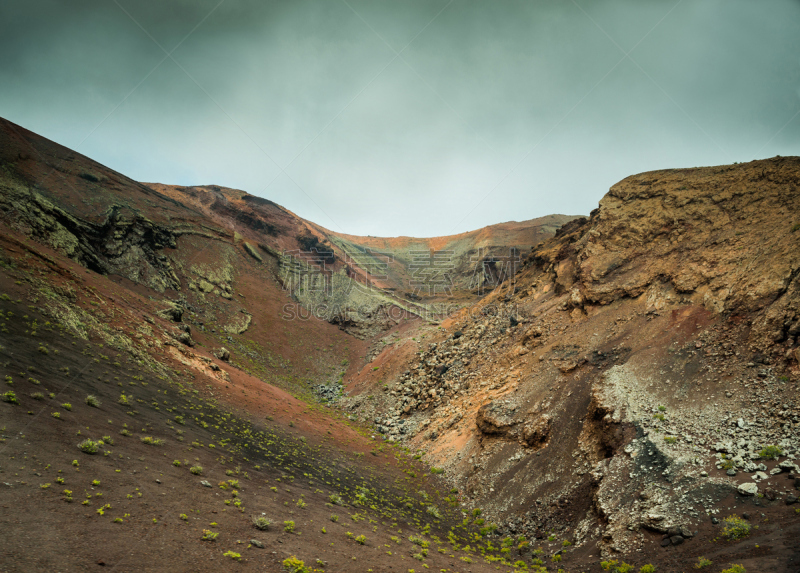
284;520;295;532
722;516;751;540
758;445;783;460
85;395;101;407
430;467;444;474
223;551;241;561
694;557;712;569
720;566;746;573
640;565;655;573
201;529;218;541
31;392;44;400
77;439;100;454
282;556;309;573
1;391;19;404
601;561;634;573
252;515;271;530
355;534;366;545
190;465;203;475
140;436;164;446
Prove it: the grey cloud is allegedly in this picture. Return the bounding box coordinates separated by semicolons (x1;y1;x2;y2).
1;0;798;236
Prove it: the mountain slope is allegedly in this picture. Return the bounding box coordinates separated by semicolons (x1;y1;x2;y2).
0;116;573;572
348;157;800;570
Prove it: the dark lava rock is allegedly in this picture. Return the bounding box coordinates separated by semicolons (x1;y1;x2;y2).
786;495;798;505
660;538;672;547
670;535;684;546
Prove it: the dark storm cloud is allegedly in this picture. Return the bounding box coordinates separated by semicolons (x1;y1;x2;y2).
1;0;799;236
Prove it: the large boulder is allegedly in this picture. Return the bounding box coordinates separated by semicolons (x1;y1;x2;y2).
737;482;758;496
476;400;518;435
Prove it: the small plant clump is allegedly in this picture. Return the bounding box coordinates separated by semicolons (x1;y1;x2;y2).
140;436;164;446
252;515;271;530
601;560;634;573
85;395;101;408
721;516;751;540
1;391;19;404
77;439;100;454
282;556;309;573
694;557;712;569
201;529;218;541
759;445;783;460
355;534;367;545
190;465;203;475
222;551;241;561
284;520;295;532
720;566;746;573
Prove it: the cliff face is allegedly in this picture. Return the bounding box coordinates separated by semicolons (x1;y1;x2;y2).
534;159;800;346
348;157;800;561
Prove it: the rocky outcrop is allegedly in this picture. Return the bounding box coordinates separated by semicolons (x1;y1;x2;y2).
522;158;800;349
475;400;519;434
0;177;183;291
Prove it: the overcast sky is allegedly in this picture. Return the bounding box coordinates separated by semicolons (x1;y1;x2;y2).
2;0;799;237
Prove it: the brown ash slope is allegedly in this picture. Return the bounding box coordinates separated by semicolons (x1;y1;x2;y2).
351;157;800;569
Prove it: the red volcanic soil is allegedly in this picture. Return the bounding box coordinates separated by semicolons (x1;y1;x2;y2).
0;231;499;573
